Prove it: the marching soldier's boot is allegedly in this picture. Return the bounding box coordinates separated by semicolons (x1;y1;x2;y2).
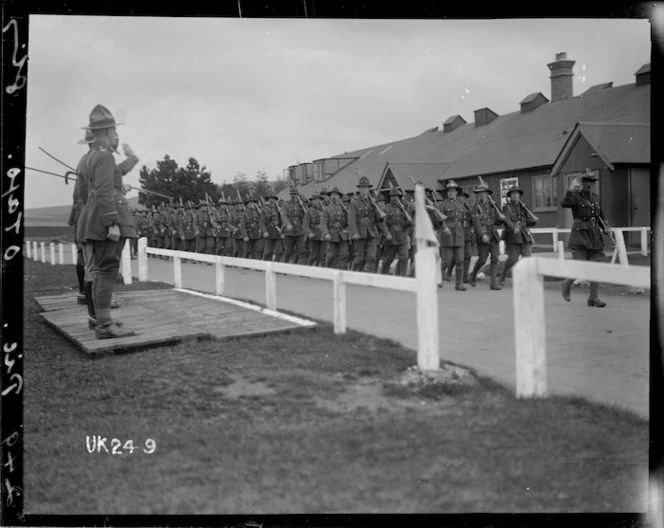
443;268;452;281
489;263;502;291
561;278;574;302
587;281;607;307
463;260;471;284
454;267;467;291
469;260;482;287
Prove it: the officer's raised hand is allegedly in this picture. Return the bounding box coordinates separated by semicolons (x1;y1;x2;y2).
569;175;583;192
122;143;136;158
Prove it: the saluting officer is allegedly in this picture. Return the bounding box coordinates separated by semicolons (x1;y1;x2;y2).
499;185;536;286
241;196;263;259
304;193;326;266
438;180;467;291
260;192;284;261
349;177;388;273
380;187;410;276
321;187;350;270
469;182;506;290
560;169;609;307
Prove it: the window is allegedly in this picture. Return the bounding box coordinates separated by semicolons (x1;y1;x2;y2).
532;174;557;211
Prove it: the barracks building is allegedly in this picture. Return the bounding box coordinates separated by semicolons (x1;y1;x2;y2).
280;53;650;246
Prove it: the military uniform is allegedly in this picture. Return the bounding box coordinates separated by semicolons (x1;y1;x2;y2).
179;204;197;253
438;181;468;290
241;199;263;259
281;190;307;264
380;189;411;276
500;185;536;285
303;195;326;266
230;203;245;257
260;197;284;261
349;177;387;273
321;188;350;269
213;200;234;256
469;184;505;290
194;202;214;254
560;170;608;307
445;192;475;283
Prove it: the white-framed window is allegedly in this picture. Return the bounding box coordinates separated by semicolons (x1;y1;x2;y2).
532;174;557;211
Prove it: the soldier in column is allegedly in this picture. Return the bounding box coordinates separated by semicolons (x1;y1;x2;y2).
499;185;537;286
469;182;508;290
213;197;232;256
380;187;411;276
230;200;245;258
303;193;326;266
281;187;307;264
195;200;212;254
438;180;467;290
373;190;388;272
344;192;355;269
445;190;475;284
321;187;350;270
180;202;198;259
174;202;186;253
241;196;263;259
348;177;388;273
155;204;166;256
260;192;283;261
162;203;172;255
560;169;609;307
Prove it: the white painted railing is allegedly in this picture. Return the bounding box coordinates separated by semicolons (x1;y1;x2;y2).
528;226;650;256
136;185;442;371
512;257;650;398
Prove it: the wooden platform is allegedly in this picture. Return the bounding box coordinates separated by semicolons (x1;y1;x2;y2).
35;289;317;358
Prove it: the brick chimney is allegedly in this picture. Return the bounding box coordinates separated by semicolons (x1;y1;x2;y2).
547;52;575;103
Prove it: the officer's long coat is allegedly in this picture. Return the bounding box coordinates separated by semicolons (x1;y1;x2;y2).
560;190;606;250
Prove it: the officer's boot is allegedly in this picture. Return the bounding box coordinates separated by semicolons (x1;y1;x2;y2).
455;266;466;291
561;278;574;302
76;262;86;304
587;281;607;307
489;263;502;291
84;281;97;329
463;259;471;284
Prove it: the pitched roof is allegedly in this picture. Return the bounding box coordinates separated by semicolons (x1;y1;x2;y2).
551;121;650;174
312;81;648;191
378;162;452;190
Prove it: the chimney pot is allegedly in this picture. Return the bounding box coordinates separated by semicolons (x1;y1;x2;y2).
555;52;567;61
547;52;575;103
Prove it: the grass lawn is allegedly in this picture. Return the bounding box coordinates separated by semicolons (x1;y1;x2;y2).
23;260;649;515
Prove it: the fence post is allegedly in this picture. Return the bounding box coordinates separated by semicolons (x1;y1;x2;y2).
557;240;565;260
40;242;46;263
513;258;547;398
50;243;56;265
138;237;148;281
552;230;559;251
173;255;182;288
33;242;38;261
613;229;629;266
70;243;77;264
215;258;225;296
121;239;132;285
414;185;440;371
641;228;648;257
58;243;64;265
333;270;346;334
26;241;31;259
265;262;277;311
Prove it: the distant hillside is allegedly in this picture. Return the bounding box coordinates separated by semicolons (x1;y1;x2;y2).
25;196;140;226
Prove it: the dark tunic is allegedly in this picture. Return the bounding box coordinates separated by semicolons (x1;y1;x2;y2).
560;190;606;251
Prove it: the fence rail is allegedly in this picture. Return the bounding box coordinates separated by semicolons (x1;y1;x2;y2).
512;257;650;398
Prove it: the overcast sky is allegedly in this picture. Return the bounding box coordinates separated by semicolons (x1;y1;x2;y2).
25;16;650;208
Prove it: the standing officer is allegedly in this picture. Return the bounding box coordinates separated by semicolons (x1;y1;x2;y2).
241;196;262;259
469;182;507;290
321;187;350;269
560;169;609;307
304;193;326;266
438;180;467;290
380;188;410;276
76;104;137;338
260;192;284;261
281;187;307;264
499;185;537;286
349;177;387;272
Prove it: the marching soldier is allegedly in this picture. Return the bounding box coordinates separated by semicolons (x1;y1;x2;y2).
213;198;233;257
179;202;197;256
380;188;410;276
281;187;307;264
438;180;467;290
445;190;474;284
230;200;245;258
321;187;350;270
373;191;388;272
469;182;506;290
303;193;326;266
349;177;388;273
499;185;537;286
195;200;214;254
344;192;355;269
260;192;284;261
241;196;263;259
155;204;166;253
162;203;173;256
560;169;609;307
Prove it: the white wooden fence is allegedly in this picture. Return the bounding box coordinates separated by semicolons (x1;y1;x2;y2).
512;256;650;398
529;226;650;256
